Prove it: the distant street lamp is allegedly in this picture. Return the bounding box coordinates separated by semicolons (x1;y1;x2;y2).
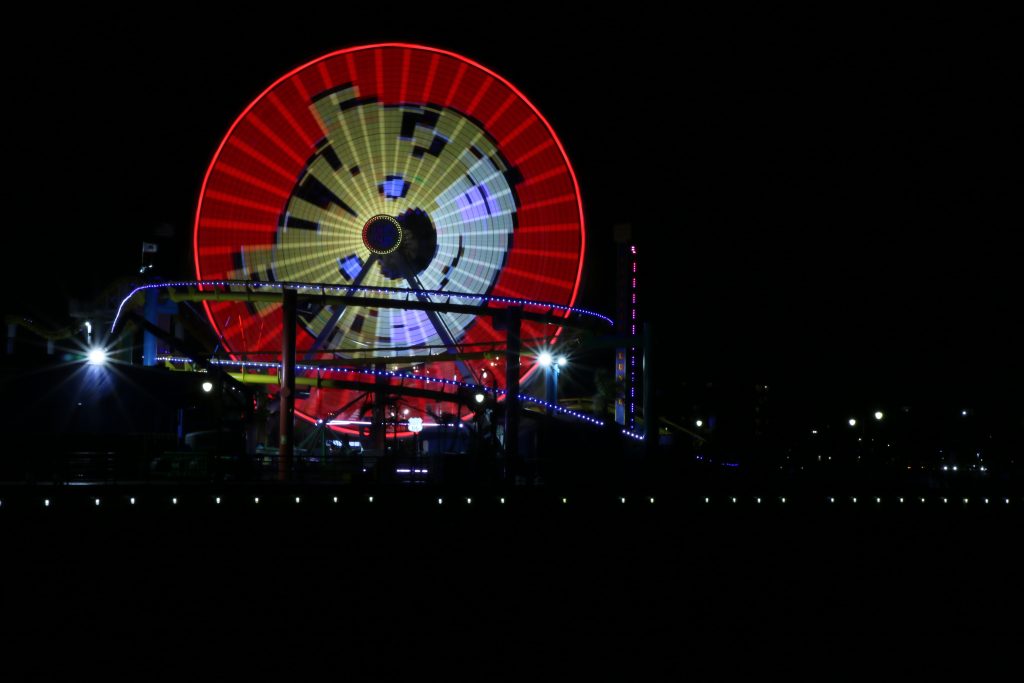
541;352;566;410
874;411;884;421
848;418;857;427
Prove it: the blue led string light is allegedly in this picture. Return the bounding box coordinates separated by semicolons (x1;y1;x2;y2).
113;280;614;333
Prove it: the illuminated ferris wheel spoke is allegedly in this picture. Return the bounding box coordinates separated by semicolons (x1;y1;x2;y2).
316;120;376;213
291;173;359;218
267;91;318;149
317;86;378;212
303;254;379;360
485;92;518;130
229;137;295;182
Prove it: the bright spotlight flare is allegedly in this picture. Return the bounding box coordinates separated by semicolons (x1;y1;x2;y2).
537;351;568;368
86;348;108;366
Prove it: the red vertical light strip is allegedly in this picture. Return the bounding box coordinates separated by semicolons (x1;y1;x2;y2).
443;61;468;106
465;76;492;114
398;48;411;103
292;73;311;105
485;92;518;129
500;114;536;147
421;52;440;101
268;91;317;149
317;61;332;90
344;52;358;91
374;47;384;98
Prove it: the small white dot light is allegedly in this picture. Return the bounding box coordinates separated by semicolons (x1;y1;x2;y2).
538;351;553;367
474;393;485;404
87;348;108;366
557;355;567;367
695;419;703;428
202;381;214;393
848;418;857;427
874;411;884;421
44;499;50;507
95;498;100;506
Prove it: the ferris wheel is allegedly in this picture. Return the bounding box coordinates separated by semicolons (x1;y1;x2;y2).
194;44;585;432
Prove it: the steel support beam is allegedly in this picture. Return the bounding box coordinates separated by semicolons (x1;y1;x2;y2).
372;363;387;453
279;288;297;481
503;306;522;471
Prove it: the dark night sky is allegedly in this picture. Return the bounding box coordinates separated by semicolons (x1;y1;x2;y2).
4;11;1019;403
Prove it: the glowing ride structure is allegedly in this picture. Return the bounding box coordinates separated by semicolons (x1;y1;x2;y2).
187;44;588;453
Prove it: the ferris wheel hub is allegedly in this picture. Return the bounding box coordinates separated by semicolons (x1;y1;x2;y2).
362;215;403;255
